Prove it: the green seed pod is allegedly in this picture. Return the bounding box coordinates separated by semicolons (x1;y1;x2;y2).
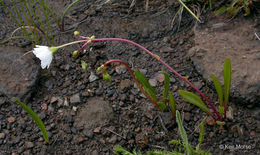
103;72;111;82
73;31;80;36
72;50;79;57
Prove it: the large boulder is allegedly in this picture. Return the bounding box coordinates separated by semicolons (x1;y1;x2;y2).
188;17;260;105
0;46;40;101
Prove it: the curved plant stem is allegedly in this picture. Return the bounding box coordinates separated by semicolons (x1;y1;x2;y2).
11;26;45;37
86;37;222;120
60;0;81;31
104;59;160;109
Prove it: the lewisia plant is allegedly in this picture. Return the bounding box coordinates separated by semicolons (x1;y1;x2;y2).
32;31;230;124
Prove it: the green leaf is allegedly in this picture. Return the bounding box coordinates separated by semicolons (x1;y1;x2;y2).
211;74;223;107
169;140;183;146
169;93;176;119
135;70;158;102
198;118;206;144
214;6;229;15
81;60;87;70
113;145;134;155
113;145;141;155
158;102;166;111
159;71;170;104
176;111;192;154
209;0;212;10
146;150;176;155
218;106;224;117
224;58;231;109
178;90;211;115
13;97;49;143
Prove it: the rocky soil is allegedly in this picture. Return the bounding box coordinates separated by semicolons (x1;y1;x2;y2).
0;0;259;154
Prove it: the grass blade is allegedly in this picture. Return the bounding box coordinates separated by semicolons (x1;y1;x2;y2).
176;110;192;154
60;0;81;31
178;90;211;115
23;0;40;44
159;71;170;104
13;97;49;143
177;0;201;22
224;58;231;111
135;70;158;102
1;0;33;44
211;74;223;107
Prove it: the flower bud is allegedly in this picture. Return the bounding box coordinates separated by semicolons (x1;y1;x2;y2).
97;65;104;72
103;72;111;82
73;31;80;36
72;50;79;57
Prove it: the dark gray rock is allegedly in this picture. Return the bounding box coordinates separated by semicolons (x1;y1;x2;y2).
0;46;40;101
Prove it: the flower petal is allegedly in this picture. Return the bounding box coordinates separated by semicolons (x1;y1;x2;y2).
33;45;53;69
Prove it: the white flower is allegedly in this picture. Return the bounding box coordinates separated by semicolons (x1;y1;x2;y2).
33;45;58;69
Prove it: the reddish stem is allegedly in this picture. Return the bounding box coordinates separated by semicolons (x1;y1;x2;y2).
104;59;161;109
78;41;89;52
79;37;222;120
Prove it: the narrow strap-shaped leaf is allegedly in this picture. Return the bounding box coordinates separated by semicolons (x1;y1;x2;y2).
176;111;192;154
158;102;166;111
218;106;224;117
159;71;170;104
214;5;229;15
198;118;206;144
211;74;223;107
13;97;49;143
178;90;211;115
135;70;158;102
169;93;176;120
224;58;231;108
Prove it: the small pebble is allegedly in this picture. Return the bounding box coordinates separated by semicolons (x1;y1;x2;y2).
250;130;256;137
206;117;215;126
7;116;15;123
148;78;157;87
41;103;48;110
0;133;5;139
72;106;77;112
25;141;34;149
70;93;81;104
93;127;101;134
89;72;98;82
